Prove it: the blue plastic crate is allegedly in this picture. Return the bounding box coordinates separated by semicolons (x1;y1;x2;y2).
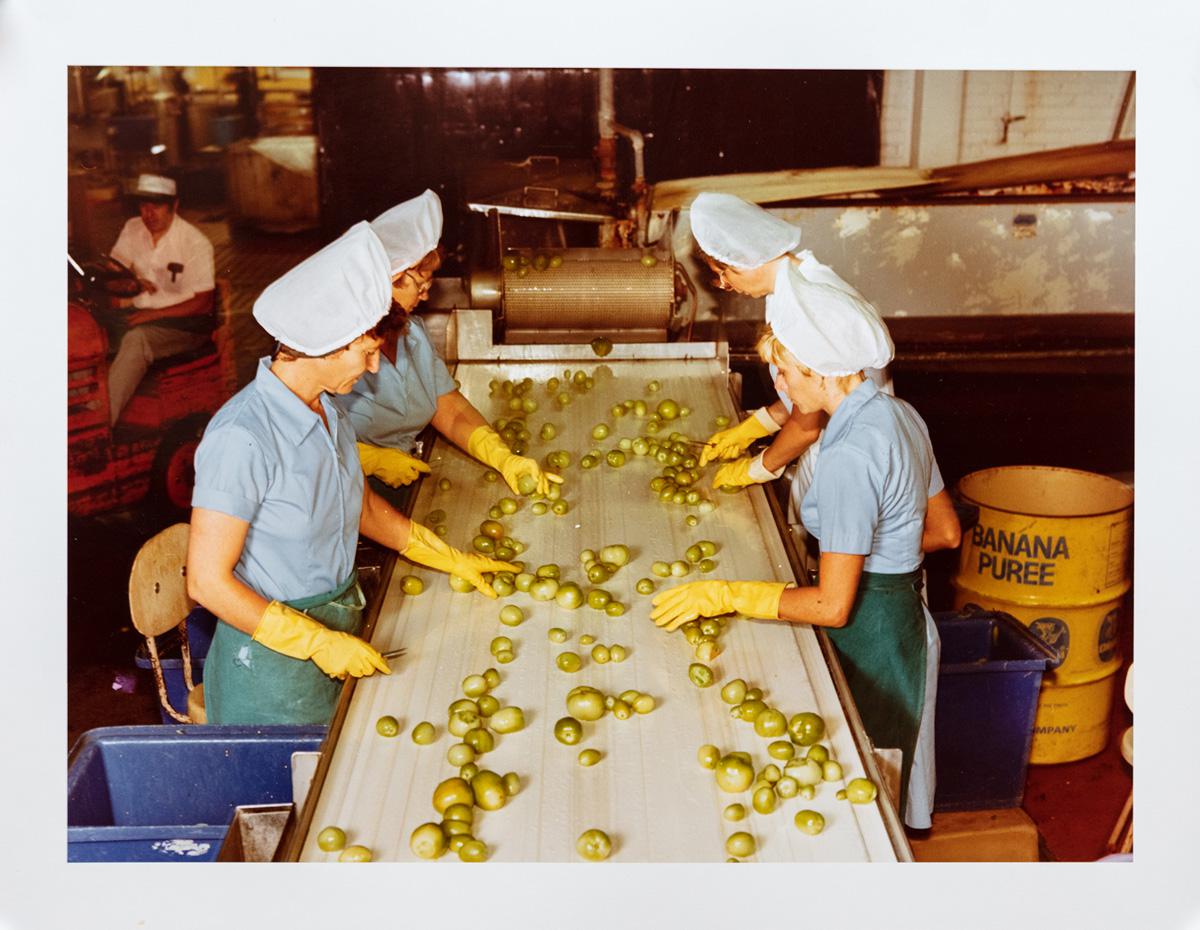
133;607;216;723
933;607;1057;812
67;724;325;862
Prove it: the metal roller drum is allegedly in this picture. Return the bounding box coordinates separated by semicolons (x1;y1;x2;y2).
502;252;674;340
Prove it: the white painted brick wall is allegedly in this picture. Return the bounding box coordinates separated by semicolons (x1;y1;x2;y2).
879;70;1133;166
879;70;915;166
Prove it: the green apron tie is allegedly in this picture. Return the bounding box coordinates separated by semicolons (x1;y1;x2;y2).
827;569;927;813
205;572;364;725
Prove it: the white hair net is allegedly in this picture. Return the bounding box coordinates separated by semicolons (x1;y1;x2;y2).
253;222;391;356
689;192;802;269
766;260;894;376
369;189;443;275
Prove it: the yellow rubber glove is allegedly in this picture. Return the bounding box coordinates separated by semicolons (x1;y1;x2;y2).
357;442;431;487
711;451;785;490
699;407;781;467
252;601;390;679
402;521;519;598
650;580;788;631
467;425;564;496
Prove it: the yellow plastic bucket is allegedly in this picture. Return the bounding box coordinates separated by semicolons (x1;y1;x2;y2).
951;466;1132;763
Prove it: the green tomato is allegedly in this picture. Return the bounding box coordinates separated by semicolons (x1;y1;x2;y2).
753;708;788;738
576;828;613;861
688;663;715;688
635;577;655;595
580;453;599;469
317;826;346;852
822;760;844;782
734;699;768;722
685;544;703;564
578;634;596;646
606;450;627;468
670;560;691;578
551;499;570;516
529;577;559;601
698;558;717;573
471;769;508;811
794;810;826;835
586;563;611;584
804;744;829;765
650;560;672;578
590;644;611;664
697;744;720;769
656;399;680;420
375;714;400;738
462;674;489;697
556;651;583;673
714;754;755;793
411;721;437;745
845;777;878;804
502;772;521;796
725;832;755;858
768;740;796;762
464;727;495;754
490;635;513;657
491;572;516;595
604;601;626;617
646;380;661;394
752;785;778;815
591;423;611;441
720;678;748;705
578;748;602;767
554;716;584;745
494;649;515;664
476;694;500;717
517;474;538;496
789;712;827;746
776;776;800;799
338;844;373;862
437;478;452;491
548;627;569;643
698;540;718;557
609;644;628;662
565;688;606;722
457;839;489;862
432;777;474;814
632;693;656;714
400;575;424;596
586;588;611;610
723;804;746;822
555;582;583;610
610;698;633;719
599;544;630;567
531;501;548;515
448;574;475;593
694;639;722;662
447;742;476;767
788;758;824;788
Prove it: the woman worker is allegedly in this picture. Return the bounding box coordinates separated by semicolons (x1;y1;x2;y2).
186;222;518;725
688;192;894;508
649;291;961;828
335;189;561;499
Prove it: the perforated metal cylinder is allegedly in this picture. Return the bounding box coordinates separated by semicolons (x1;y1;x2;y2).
502;255;673;335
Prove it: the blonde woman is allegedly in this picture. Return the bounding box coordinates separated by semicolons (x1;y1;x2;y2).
650;288;960;828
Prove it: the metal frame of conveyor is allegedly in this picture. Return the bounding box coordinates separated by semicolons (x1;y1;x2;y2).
278;309;907;864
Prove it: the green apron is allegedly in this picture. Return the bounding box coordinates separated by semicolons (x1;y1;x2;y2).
204;572;364;725
827;569;927;812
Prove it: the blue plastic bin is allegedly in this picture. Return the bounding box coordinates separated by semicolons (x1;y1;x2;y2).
933;607;1057;812
67;724;325;862
134;607;217;723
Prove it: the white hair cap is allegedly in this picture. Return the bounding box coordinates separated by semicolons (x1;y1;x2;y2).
134;173;177;198
253;222;391;356
766;261;894;376
369;189;443;275
690;192;802;269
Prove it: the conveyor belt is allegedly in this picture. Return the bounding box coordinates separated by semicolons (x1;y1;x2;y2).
290;344;901;862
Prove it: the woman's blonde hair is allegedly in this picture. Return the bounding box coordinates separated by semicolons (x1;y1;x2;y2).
756;327;862;391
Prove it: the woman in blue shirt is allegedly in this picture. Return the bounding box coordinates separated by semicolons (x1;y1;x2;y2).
186;223;517;725
335;190;560;499
650;284;961;828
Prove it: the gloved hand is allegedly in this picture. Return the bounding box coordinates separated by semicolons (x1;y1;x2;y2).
711;451;785;490
402;521;519;598
650;580;788;631
467;425;564;496
357;442;431;487
698;407;782;467
252;601;391;679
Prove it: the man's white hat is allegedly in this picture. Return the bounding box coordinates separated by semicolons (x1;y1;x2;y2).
766;262;894;377
690;192;802;270
253;222;391;356
134;174;177;199
369;189;443;275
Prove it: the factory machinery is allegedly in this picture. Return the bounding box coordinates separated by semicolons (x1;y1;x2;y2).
278;236;908;861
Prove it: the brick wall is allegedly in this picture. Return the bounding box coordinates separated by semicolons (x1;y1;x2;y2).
881;70;1134;167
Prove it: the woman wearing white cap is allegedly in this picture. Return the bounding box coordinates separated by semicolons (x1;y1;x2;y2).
334;189;562;499
688;192;895;506
185;222;518;725
649;292;961;828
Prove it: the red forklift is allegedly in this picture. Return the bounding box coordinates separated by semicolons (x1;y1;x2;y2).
68;255;235;519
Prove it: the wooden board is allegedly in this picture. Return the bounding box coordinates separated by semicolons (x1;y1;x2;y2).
295;357;899;862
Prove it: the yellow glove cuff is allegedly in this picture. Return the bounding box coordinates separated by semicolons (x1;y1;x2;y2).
728;581;788;620
466;425;511;473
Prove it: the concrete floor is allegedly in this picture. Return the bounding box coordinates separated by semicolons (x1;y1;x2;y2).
66;212;1134;862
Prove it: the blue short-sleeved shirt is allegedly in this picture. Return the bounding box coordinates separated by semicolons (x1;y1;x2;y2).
191;357;364;601
800;380;944;574
332;317;457;451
